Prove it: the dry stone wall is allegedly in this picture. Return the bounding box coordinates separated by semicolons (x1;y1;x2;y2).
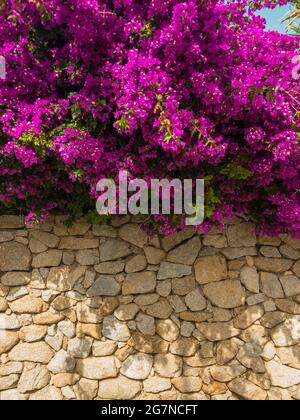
0;215;300;400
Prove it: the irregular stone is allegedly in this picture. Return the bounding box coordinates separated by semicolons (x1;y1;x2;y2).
240;266;260;294
95;261;125;274
53;373;80;388
167;237;201;265
9;295;47;314
185;289;207;311
203;382;228;397
0;242;31;271
181;321;195;337
144;247;166;265
203;235;227;249
74;378;98;400
31;231;59;248
157;280;171;297
260;273;284;299
261;342;276;362
0;313;20;330
58;320;76;338
7;287;29;303
77;357;117;380
52;296;75;312
280;276;300;297
237;343;266;374
128;332;169;354
87;275;121;297
260;246;281;258
77;323;102;340
0;232;14;243
156;319;180;342
280;245;300;260
143;377;172;394
0;332;19;355
277;347;300;369
59;237;98;250
123;271;156;295
144;298;172;319
195;256;227;285
100;239;131;262
161;227;195;252
29;238;48;253
0;374;19;391
275;299;300;314
47;266;86;292
170;338;198;357
9;342;53;363
32;250;62;268
114;304;139;321
0;389;28;400
0;362;23;376
293;261;300;277
233;306;264;330
154;354;183;378
121;353;153;380
217;340;240;365
119;224;148;248
271;318;300;347
18;365;50;393
136;313;155;336
179;312;212;323
203;280;246;309
247;293;266;307
92;341;117;357
227;223;256;247
172;377;202;393
19;325;48;343
211;365;247;383
76;250;100;266
29;386;63;401
125;255;147;273
261;312;285;329
47;350;76;374
33;310;65;325
171;275;196;296
184;353;216;368
0;297;8;312
266;360;300;389
247;372;271;391
68;337;93;358
45;331;64;351
197;323;240;342
98;376;142;400
158;262;192;280
229;379;267;400
283;237;300;250
255;258;293;273
76;303;103;324
168;295;187;313
102;315;131;342
221;247;257;260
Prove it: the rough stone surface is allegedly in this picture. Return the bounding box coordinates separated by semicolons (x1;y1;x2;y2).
203;280;246;309
98;376;142;400
77;357;117;380
0;242;31;271
195;256;227;285
123;271;156;295
0;218;300;400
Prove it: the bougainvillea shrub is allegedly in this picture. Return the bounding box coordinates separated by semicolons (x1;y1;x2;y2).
0;0;299;235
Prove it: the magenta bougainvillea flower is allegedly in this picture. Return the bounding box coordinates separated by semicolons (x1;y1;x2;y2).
0;0;299;236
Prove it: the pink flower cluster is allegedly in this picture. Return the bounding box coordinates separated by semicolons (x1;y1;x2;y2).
0;0;299;236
